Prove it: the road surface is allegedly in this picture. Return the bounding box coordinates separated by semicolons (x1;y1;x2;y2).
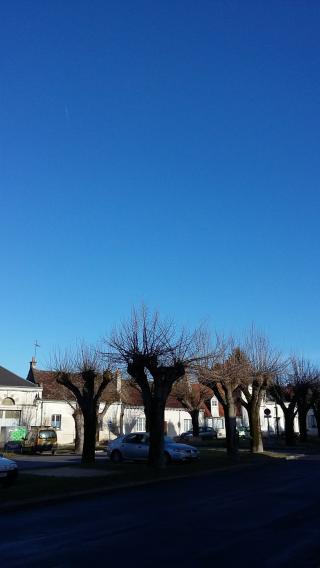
1;458;320;567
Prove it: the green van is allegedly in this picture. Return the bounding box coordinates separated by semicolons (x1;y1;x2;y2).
22;427;58;455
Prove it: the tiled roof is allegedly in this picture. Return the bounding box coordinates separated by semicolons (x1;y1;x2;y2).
26;366;216;414
26;367;207;410
0;366;37;388
120;381;185;409
28;367;119;403
120;380;211;412
29;368;71;400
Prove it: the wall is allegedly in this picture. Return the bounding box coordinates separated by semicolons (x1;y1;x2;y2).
0;386;42;444
98;403;204;441
41;401;76;445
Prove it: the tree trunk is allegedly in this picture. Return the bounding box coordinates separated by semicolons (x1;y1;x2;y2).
96;402;110;442
297;405;308;442
191;409;200;437
82;412;97;464
313;404;320;438
148;398;166;468
284;410;296;446
249;405;263;453
144;403;151;432
224;400;238;456
73;408;84;455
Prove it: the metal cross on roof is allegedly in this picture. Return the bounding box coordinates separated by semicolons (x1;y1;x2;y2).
34;340;40;359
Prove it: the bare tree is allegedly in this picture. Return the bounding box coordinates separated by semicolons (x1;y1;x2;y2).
107;307;198;468
96;377;120;442
269;377;298;445
20;405;37;430
53;345;114;464
311;370;320;437
197;339;247;456
240;328;285;453
291;356;317;442
123;377;152;432
171;373;212;437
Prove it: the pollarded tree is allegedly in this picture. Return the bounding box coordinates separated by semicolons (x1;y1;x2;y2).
53;345;114;464
108;307;199;468
269;377;298;445
291;356;317;442
311;370;320;438
171;373;212;437
197;340;248;456
240;328;285;453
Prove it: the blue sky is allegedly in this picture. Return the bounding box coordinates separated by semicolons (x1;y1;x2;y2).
1;1;319;377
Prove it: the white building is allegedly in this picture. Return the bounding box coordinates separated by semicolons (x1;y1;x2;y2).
1;361;317;446
26;361;209;445
0;365;42;444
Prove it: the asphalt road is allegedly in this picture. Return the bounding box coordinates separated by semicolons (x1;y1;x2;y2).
1;458;320;568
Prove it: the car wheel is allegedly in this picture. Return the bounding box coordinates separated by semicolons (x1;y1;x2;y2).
111;450;122;464
164;452;171;466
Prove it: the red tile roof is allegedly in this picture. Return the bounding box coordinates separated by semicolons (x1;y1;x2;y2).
27;367;118;403
27;366;212;413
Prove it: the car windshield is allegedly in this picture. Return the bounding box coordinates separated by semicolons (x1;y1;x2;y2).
39;430;56;439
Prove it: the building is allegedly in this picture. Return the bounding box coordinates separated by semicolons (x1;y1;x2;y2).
1;359;317;446
26;361;210;444
0;365;41;445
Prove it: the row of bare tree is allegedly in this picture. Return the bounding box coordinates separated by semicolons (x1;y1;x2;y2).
51;307;319;467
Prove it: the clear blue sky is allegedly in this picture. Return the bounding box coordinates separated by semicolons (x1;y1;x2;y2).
1;1;319;377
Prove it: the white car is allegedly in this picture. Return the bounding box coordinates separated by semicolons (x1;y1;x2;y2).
0;455;18;486
107;433;199;464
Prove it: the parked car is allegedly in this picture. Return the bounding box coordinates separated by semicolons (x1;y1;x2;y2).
107;433;199;464
180;426;218;440
0;455;18;486
21;427;58;455
4;441;22;453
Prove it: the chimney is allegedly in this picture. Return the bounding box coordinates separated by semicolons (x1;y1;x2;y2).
30;356;37;369
116;369;121;394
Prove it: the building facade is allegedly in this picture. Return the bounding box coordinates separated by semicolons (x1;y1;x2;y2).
0;361;318;446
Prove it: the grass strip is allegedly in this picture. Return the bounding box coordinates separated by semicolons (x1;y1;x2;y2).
0;449;284;510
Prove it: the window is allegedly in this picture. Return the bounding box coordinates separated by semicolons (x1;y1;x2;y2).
184;419;192;431
51;414;62;429
212;417;224;430
211;399;218;406
135;417;146;432
124;434;143;444
2;397;15;406
5;410;20;420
